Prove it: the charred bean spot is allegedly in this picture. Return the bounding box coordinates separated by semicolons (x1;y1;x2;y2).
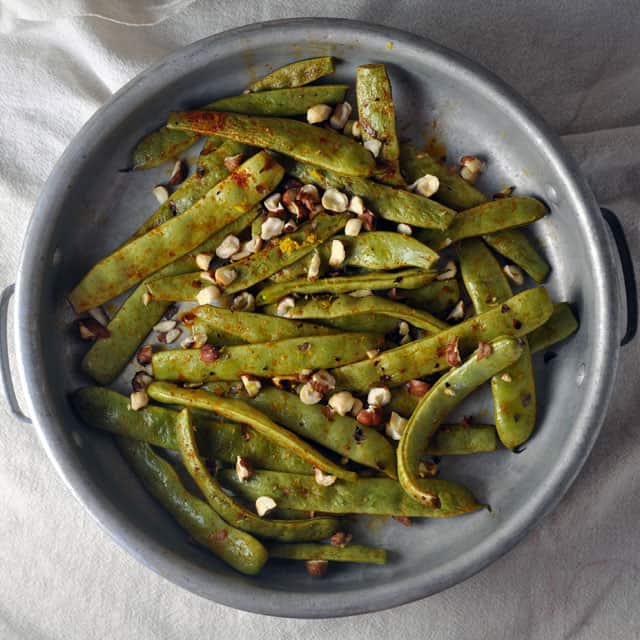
513;414;520;423
354;426;365;444
298;342;311;352
501;304;510;313
512;319;522;330
191;280;202;288
521;393;532;407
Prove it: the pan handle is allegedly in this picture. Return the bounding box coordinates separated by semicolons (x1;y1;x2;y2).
601;208;637;346
0;284;31;424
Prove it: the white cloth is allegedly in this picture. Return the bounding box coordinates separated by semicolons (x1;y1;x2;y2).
1;1;639;638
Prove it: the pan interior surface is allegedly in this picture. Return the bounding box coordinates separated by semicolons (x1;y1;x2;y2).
15;19;619;617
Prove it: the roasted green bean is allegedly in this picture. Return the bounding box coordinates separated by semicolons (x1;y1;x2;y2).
332;287;553;391
484;229;550;283
147;382;358;481
288;162;455;229
427;424;499;455
527;302;579;353
417;197;547;250
175;409;341;542
270;231;439;283
256;268;436;306
69;152;284;313
247;57;335;92
118;437;268;574
168;111;376;177
264;294;447;334
268;543;387;564
403;279;461;315
398;337;523;505
219;470;481;518
356;64;404;186
151;333;383;382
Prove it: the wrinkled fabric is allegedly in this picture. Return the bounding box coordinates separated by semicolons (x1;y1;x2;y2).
0;1;639;638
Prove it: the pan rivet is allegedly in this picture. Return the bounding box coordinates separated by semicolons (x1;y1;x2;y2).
576;362;586;386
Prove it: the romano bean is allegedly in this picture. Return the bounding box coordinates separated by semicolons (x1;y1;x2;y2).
175;409;341;542
403;279;461;315
132;83;347;169
81;208;259;384
484;228;551;283
219;470;481;518
356;64;404;186
426;424;499;455
270;231;439;283
256;268;436;306
168;111;376;177
527;302;579;354
151;333;383;382
288;162;455;229
71;386;313;473
332;287;553;392
417;197;547;250
118;437;268;575
69;152;284;313
397;337;523;505
459;238;537;449
399;143;487;210
247;56;335;92
147;382;358;481
188;306;338;344
204;385;397;478
268;543;387;564
265;294;447;334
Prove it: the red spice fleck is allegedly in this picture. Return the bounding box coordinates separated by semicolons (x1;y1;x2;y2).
136;344;153;365
405;379;431;397
212;529;228;542
230;170;250;188
476;341;493;361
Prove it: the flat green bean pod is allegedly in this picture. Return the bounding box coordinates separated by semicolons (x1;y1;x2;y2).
317;314;399;335
226;212;349;293
332;287;553;392
69;152;284;312
399;144;487;210
188;306;338;344
118;437;268;575
256;268;437;306
203;384;397;478
81;208;259;384
417;196;547;250
71;386;313;473
219;470;481;518
459;238;536;449
132;83;347;169
288;162;456;229
268;543;387;564
527;302;578;354
264;294;447;334
427;424;499;455
151;332;383;382
403;279;461;315
397;337;523;505
130;140;250;239
147;382;358;481
270;231;439;282
247;56;335;92
356;64;404;186
175;409;341;542
168;111;376;177
484;228;551;283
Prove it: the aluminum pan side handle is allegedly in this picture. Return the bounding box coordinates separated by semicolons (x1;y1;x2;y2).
601;208;637;346
0;284;32;423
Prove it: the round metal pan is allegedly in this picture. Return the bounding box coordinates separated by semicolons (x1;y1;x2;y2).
2;18;633;617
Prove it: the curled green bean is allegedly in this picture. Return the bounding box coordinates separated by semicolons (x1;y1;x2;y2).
219;470;481;518
81;207;259;384
69;152;284;313
417;196;547;250
118;437;268;575
147;382;358;481
484;228;550;283
399;144;487;210
288;162;455;229
168;111;376;177
268;543;387;564
356;64;404;186
332;287;553;392
397;337;523;505
175;409;341;542
256;268;437;306
270;231;439;283
264;294;447;334
247;57;335;92
203;384;397;478
71;386;313;473
151;333;383;382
